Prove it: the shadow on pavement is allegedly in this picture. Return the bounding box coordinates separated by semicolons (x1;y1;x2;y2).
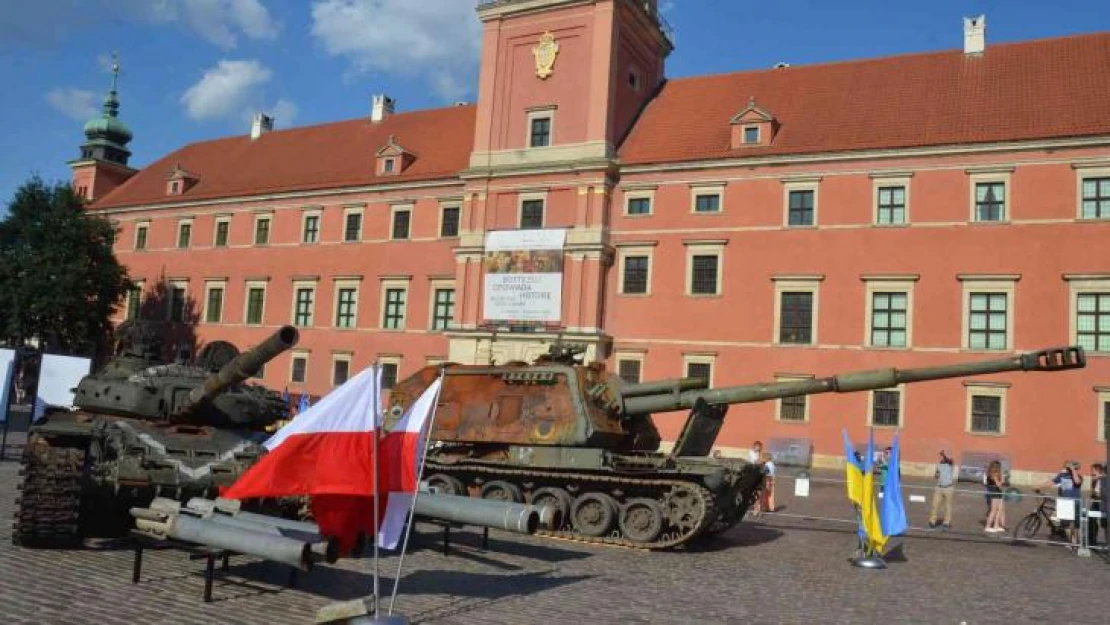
399;569;594;623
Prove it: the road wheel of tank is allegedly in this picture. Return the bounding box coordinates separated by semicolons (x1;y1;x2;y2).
11;436;86;549
530;487;572;530
571;492;618;537
619;498;665;544
480;480;523;503
663;485;708;534
426;473;466;496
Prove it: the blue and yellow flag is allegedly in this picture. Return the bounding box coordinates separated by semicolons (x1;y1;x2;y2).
859;430;887;554
841;428;864;507
879;434;909;538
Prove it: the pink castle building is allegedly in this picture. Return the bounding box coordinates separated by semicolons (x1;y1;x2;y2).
71;2;1110;480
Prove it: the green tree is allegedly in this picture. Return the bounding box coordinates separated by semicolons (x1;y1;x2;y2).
0;176;132;357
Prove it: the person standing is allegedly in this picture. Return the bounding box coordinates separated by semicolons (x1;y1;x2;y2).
984;460;1006;533
928;450;956;531
1038;460;1083;546
1087;463;1105;547
748;440;763;464
760;451;777;514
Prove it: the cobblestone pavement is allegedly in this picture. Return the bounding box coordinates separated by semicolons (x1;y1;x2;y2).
1;457;1107;625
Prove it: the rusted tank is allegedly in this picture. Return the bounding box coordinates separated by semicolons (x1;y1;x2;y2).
12;323;299;548
385;344;1086;549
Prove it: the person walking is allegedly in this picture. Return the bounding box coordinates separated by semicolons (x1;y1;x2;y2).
984;460;1007;533
928;450;956;531
1038;460;1083;547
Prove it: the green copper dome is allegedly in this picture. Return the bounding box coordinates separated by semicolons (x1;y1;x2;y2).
83;109;133;144
77;55;133;166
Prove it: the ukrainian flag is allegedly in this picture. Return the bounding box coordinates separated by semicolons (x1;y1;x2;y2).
841;429;864;507
859;430;887;554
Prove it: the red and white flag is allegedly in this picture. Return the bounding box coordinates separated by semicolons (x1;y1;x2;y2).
377;374;443;550
223;365;385;552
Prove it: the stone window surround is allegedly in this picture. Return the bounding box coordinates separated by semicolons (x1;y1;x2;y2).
377;354;402;389
176;218;193;248
126;279;145;318
438;200;462;238
964;381;1009;436
167;278;189;322
1073;162;1110;220
525;105;557;148
391;203;414;240
203;278;227;324
331;352;352;387
518;190;547;228
134;221;149;250
781;176;821;227
1065;273;1110;354
253;212;273;246
689;182;725;214
967;167;1013;223
684;239;727;297
614;350;646;384
342;205;365;242
379;276;411;331
774;372;814;423
959;274;1019;351
332;276;363;330
772;274;824;345
428;278;456;332
682;352;716;387
290;278;318;328
623;186;655;217
867;384;907;429
243;279;269;326
1096;386;1110;443
861;274;918;349
616;241;657;296
213;214;232;246
870;172;913;226
301;207;322;243
289;349;309;384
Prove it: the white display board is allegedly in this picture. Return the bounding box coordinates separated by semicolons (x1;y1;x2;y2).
0;349;14;424
482;229;566;323
32;354;92;421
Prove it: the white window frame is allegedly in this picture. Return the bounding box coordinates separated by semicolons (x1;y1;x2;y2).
965;382;1008;436
682;353;716;387
743;125;760;144
291;279;318;328
773;275;823;345
333;277;362;330
959;274;1018;351
212;215;231;246
253;213;272;246
379;277;411;331
518;191;547;229
684;240;726;297
1074;164;1110;220
290;350;309;384
870;173;912;226
203;279;226;324
862;275;918;348
624;188;655;217
391;203;413;240
867;385;906;429
1096;387;1110;443
438;202;462;238
243;279;268;326
302;209;322;244
134;221;149;250
967;169;1012;223
689;183;724;214
428;279;456;332
331;352;352;387
614;351;646;384
343;205;364;242
782;178;820;227
616;242;656;296
1065;274;1110;355
125;279;145;319
775;373;814;423
378;354;402;390
526;106;556;148
176;218;193;249
167;279;189;322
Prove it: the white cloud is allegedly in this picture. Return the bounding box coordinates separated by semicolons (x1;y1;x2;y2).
310;0;482;101
182;59;272;121
270;98;298;126
46;88;101;122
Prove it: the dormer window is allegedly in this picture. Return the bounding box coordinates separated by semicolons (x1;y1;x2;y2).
165;163;199;195
383;158;395;173
730;97;778;149
170;181;180;194
375;134;414;175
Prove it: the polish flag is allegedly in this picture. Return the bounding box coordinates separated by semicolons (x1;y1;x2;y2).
223;365;385;552
377;374;443;550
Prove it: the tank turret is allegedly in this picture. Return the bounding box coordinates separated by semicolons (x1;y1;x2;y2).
384;344;1086;550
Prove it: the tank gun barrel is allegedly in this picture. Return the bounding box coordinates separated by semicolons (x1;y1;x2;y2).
621;345;1086;415
618;377;709;398
175;325;299;416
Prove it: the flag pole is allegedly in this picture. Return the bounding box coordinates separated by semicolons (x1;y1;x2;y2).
371;361;381;618
388;367;446;616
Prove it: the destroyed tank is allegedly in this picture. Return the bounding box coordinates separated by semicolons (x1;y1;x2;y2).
12;322;300;548
385;343;1086;550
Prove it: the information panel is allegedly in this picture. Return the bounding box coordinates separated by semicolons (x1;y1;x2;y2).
0;349;13;424
482;229;566;323
32;354;91;421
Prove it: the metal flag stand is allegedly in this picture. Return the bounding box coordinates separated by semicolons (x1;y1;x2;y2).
387;367;447;617
849;505;887;569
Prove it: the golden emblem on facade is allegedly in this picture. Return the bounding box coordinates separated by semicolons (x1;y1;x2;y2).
533;31;559;79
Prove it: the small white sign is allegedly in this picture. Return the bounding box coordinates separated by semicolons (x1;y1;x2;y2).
794;477;810;497
909;494;926;503
1087;510;1104;519
1056;498;1076;520
32;354;91;421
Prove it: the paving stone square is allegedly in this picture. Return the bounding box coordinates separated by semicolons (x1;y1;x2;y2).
0;456;1107;625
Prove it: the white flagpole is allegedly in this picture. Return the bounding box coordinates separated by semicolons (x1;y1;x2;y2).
388;367;446;616
371;361;381;618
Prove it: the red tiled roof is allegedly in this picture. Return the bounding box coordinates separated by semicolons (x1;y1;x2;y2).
93;104;477;209
618;32;1110;165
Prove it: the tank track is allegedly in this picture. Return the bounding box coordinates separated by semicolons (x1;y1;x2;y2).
425;461;720;550
12;436;87;548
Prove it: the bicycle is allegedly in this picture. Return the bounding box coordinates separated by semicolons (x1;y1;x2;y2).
1013;490;1070;541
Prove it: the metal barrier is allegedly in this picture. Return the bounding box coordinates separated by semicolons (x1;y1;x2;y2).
750;470;1107;557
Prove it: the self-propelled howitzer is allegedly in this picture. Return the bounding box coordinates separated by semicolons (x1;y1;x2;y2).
385;345;1085;550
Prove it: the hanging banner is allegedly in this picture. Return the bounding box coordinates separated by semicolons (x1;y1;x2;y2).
32;354;92;421
482;229;566;323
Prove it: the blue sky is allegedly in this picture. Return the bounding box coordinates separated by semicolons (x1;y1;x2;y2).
2;0;1109;212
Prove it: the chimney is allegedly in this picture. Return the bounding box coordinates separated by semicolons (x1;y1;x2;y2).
250;112;273;140
963;14;986;55
371;94;395;123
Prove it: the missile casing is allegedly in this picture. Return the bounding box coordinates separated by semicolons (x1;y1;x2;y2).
413;492;545;534
132;509;315;571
